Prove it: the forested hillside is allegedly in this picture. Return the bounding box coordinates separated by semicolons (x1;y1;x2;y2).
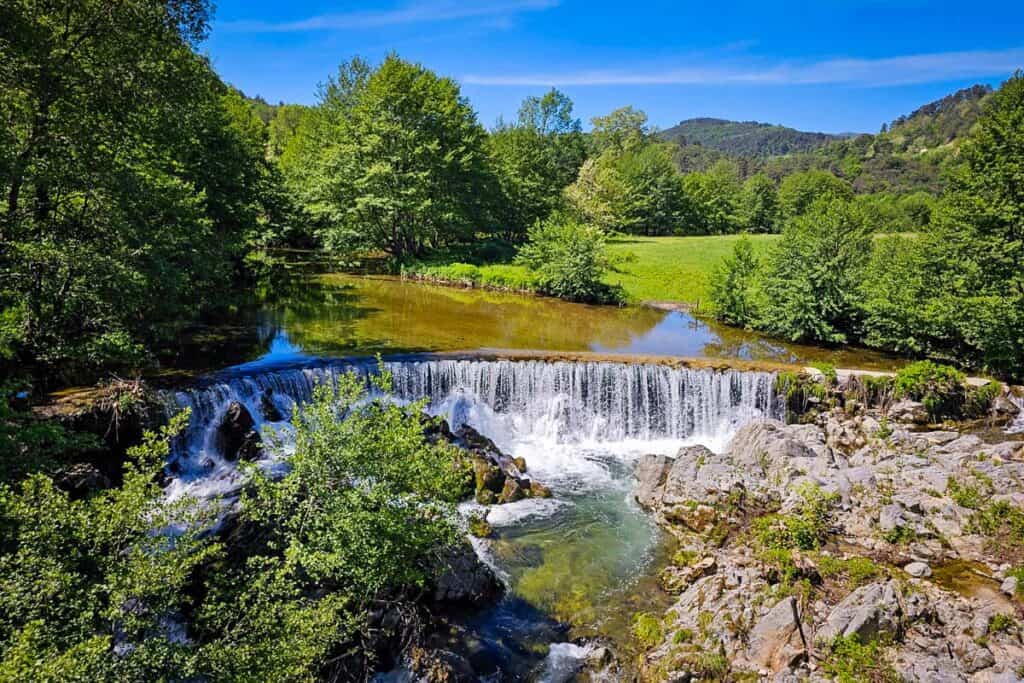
660;117;846;157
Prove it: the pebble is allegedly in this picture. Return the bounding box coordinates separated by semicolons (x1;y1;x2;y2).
905;561;932;578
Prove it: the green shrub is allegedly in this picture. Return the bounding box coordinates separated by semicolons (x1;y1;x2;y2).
969;501;1024;544
821;636;898;683
632;612;664;648
755;483;837;552
894;360;966;420
816;555;882;587
708;236;761;326
516;213;624;304
759;197;870;344
964;381;1002;419
947;476;985;509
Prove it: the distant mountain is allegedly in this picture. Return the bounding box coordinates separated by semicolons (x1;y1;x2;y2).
659;118;849;158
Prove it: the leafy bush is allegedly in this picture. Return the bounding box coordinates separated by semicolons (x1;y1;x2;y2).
816;555;882;587
755;483;837;552
759;198;871;344
964;381;1002;419
894;360;966;420
708;236;761;326
0;413;216;680
515;213;624;303
821;635;898;683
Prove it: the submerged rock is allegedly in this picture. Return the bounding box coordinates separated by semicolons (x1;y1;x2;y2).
216;401;261;461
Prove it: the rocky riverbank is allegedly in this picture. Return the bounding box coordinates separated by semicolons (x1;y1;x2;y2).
628;394;1024;681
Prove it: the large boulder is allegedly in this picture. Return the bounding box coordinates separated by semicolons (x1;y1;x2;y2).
633;454;672;510
431;542;503;605
633;446;762;529
744;597;804;672
726;420;832;486
814;581;902;644
216;401;261;462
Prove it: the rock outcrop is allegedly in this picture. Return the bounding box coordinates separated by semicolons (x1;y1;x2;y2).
633;406;1024;681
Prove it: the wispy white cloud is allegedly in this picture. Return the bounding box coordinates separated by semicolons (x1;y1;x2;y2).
463;47;1024;87
220;0;558;33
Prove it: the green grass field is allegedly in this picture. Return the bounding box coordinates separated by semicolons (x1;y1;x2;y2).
604;235;778;305
405;234;780;306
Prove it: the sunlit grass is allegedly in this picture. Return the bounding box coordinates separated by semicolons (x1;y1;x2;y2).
604;235;779;305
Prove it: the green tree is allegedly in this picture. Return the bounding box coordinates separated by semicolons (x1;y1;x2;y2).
681;160;743;234
739;173;780;233
267;104;310;160
567;143;687;236
286;55;493;260
761;198;871;343
0;0;276;377
777;170;853;220
860;72;1024;376
709;237;761;325
487;90;585;239
589;106;651;154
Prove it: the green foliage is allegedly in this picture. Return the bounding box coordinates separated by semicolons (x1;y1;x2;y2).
0;397;99;484
284;56;493;260
632;612;664;648
709;236;761;326
857;73;1024;378
0;412;218;680
516;213;624;303
0;0;284;377
777;170;853;219
894;361;966;420
194;367;472;679
680;160;742;235
567;142;689;236
815;555;882;588
964;382;1003;419
739;173;780;233
589;106;651;154
821;636;898;683
488;89;586;240
760;198;871;343
754;483;837;552
967;501;1024;547
947;476;985;509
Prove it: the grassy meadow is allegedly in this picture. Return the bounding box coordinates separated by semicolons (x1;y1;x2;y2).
405;234;781;306
604;235;779;305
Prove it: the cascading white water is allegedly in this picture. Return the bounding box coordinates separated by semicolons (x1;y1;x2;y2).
1009;394;1024;434
163;358;780;504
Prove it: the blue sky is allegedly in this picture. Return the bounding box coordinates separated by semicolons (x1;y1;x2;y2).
205;0;1024;134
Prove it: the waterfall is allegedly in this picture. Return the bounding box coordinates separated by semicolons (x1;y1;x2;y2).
163;359;781;502
1009;393;1024;434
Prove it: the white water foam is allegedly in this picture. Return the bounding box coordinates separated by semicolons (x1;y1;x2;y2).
1008;394;1024;434
162;359;781;521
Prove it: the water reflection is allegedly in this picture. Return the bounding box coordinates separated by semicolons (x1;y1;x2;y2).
174;270;903;374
